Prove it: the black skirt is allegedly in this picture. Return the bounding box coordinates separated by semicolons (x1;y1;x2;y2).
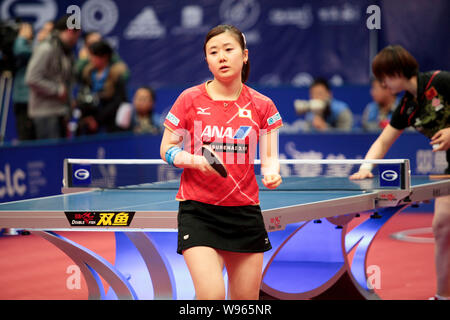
177;200;272;255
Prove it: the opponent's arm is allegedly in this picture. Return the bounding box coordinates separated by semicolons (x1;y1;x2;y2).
259;129;282;189
160;127;219;176
350;124;403;179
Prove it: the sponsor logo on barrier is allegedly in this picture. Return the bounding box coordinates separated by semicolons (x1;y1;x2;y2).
220;0;260;31
124;7;166;39
65;211;135;227
0;164;26;199
1;0;57;31
74;168;90;181
378;164;401;188
72;164;91;186
381;170;398;182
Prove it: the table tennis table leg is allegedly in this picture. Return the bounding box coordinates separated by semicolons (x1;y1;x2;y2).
32;231;138;300
114;232;176;300
345;204;410;293
260;204;410;300
31;231;177;300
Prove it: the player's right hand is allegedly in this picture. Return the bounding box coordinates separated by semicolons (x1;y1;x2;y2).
349;169;374;180
192;155;221;177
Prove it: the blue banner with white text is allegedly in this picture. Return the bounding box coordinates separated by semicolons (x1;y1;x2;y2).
1;0;448;90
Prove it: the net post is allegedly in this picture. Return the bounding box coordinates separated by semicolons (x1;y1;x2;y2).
63;158;70;188
402;159;411;192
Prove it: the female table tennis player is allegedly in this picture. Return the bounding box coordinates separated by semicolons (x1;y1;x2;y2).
350;45;450;300
160;25;283;299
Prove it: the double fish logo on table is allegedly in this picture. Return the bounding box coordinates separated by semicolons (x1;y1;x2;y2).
65;211;135;227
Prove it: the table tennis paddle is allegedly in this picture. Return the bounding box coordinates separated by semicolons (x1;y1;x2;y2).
202;146;228;178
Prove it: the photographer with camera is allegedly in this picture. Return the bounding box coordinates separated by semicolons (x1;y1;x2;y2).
294;78;353;131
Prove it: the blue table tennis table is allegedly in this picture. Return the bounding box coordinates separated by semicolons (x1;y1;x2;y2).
0;174;449;300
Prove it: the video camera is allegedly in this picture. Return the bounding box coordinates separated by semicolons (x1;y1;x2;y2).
294;99;329;115
0;19;21;74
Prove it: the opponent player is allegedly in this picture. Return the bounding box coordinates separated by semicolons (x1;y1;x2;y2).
350;45;450;300
160;25;283;299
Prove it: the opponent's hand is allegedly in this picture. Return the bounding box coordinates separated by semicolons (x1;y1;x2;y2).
430;127;450;152
349;169;374;180
262;174;282;189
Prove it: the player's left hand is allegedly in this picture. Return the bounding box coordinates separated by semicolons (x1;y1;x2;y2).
430;127;450;152
262;174;282;189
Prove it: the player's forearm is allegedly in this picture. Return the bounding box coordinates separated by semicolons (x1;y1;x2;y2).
261;157;280;175
360;124;403;171
173;150;200;168
365;138;389;160
161;144;204;169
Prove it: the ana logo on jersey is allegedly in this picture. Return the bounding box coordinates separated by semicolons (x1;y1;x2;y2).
201;125;252;139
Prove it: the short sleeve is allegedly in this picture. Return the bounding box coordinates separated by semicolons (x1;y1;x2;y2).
389;95;413;130
261;99;283;133
164;91;189;132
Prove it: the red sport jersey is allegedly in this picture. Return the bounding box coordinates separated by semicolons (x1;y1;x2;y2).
164;83;283;206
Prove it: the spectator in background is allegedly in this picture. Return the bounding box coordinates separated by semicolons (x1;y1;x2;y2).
12;22;35;140
35;20;53;44
76;40;128;134
25;14;80;140
75;31;130;83
296;78;353;131
132;86;160;134
75;31;101;80
362;78;399;131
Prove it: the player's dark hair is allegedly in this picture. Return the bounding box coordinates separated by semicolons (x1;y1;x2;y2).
204;24;250;83
372;45;419;80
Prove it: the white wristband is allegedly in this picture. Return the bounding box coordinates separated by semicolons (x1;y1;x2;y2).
359;163;374;172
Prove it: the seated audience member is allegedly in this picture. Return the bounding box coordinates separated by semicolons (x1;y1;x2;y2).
132;86;160;134
295;78;354;131
362;78;399;131
76;40;129;134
